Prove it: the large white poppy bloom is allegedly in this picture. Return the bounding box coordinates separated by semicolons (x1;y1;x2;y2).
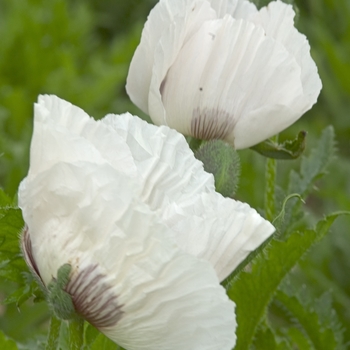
126;0;322;149
19;95;274;350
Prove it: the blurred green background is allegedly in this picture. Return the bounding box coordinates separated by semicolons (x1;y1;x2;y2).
0;0;349;347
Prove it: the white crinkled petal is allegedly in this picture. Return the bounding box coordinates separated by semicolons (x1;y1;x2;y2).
19;94;238;349
19;161;237;350
161;16;302;147
232;104;296;149
102;113;215;210
31;95;137;178
22;94;275;282
162;192;275;281
126;0;321;149
97;202;237;350
19;162;140;284
126;0;258;119
247;0;322;112
210;0;257;19
126;0;216;123
101;112;274;280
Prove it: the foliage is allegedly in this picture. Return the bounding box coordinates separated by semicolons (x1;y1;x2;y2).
222;124;349;349
251;131;307;160
273;283;345;349
0;331;18;350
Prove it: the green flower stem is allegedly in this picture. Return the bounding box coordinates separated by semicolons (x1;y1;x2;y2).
46;316;61;350
264;135;278;222
68;317;84;350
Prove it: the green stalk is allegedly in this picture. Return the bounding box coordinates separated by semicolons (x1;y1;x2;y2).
68;318;84;350
46;316;61;350
264;135;278;222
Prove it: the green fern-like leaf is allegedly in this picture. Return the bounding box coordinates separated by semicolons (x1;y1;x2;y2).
0;206;25;282
251;324;278;350
0;189;15;207
279;126;336;234
89;333;123;350
251;323;295;350
272;281;346;350
0;331;18;350
226;212;348;350
0;194;45;305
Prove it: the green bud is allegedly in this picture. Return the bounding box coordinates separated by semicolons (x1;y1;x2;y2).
47;264;76;320
195;140;241;198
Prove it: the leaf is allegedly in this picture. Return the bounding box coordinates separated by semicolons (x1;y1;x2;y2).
89;333;122;350
58;320;70;350
3;285;33;306
252;324;295;350
3;271;45;306
297;249;350;337
226;212;349;350
282;126;336;232
84;324;100;349
0;331;18;350
292;126;336;194
84;324;124;350
251;131;307;159
0;207;26;282
195;140;241;197
0;189;15;207
252;324;278;350
0;206;45;305
272;193;305;229
273;282;346;350
285;327;313;350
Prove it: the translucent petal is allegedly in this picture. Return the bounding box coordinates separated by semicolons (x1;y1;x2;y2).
21;160;237;349
127;0;321;149
101;112;274;280
161;16;302;147
248;0;322;111
19;143;237;350
232;104;297;149
97;205;237;350
30;95;136;178
102;113;214;210
162;192;275;281
126;0;216;123
210;0;257;19
23;95;275;282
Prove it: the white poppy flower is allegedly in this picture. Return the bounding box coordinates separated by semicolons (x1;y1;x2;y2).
19;95;274;350
126;0;322;149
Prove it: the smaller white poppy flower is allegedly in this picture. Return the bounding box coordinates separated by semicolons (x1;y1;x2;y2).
19;95;274;350
126;0;322;149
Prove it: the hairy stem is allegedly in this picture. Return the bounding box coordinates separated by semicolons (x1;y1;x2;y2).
265;135;278;222
68;318;84;350
46;316;61;350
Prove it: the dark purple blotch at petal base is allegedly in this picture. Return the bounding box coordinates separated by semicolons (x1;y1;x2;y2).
21;227;124;329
